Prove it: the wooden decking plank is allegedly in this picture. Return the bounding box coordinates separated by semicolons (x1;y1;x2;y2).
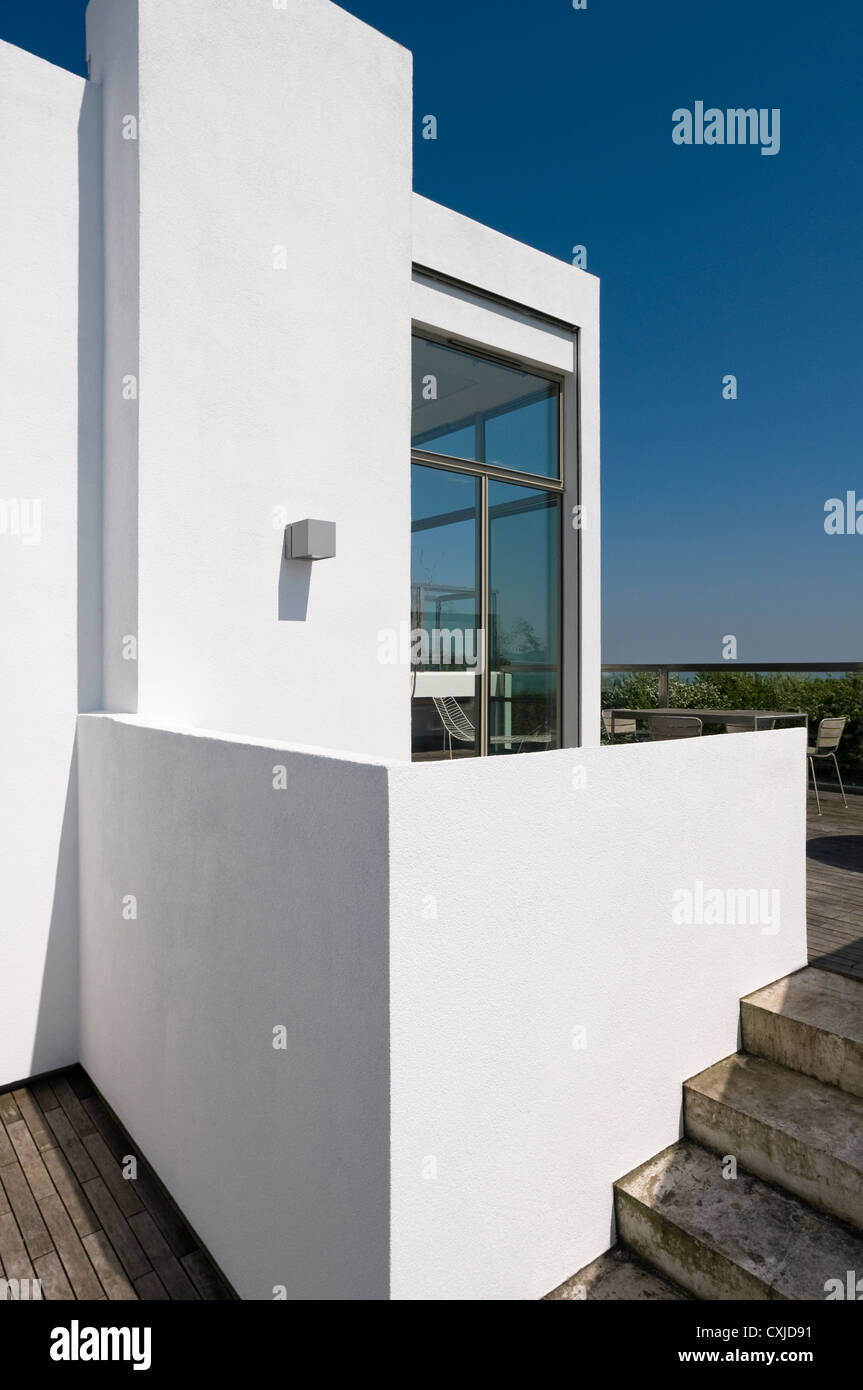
0;1093;22;1127
807;879;863;904
5;1119;55;1200
11;1088;57;1153
808;922;863;949
0;1210;37;1282
34;1249;75;1300
41;1107;99;1183
134;1172;198;1259
127;1209;173;1265
81;1178;151;1282
150;1253;200;1301
30;1080;59;1112
81;1131;146;1218
806;792;863;985
0;1120;15;1168
50;1076;98;1139
2;1070;236;1302
808;916;863;939
81;1095;129;1162
807;929;860;947
181;1248;232;1300
80;1096;198;1257
42;1147;100;1238
38;1191;105;1300
82;1230;139;1300
0;1160;53;1259
812;947;863;970
133;1270;169;1301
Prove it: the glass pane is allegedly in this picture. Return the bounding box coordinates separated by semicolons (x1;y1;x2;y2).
412;337;560;479
411;463;481;760
488;479;560;753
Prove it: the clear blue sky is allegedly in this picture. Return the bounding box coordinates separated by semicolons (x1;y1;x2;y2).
4;0;861;662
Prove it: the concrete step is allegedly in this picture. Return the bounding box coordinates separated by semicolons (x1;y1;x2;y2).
543;1246;689;1301
685;1052;863;1232
615;1139;863;1300
742;967;863;1099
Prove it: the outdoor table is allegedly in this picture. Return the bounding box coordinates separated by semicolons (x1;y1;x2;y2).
607;709;807;740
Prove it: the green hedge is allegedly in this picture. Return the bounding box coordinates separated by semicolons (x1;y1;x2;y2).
601;671;863;788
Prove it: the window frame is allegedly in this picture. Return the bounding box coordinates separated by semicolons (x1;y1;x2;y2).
411;330;565;492
411;330;565;757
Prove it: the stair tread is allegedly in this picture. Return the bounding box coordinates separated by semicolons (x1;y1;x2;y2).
544;1248;689;1301
616;1139;863;1299
686;1052;863;1169
743;967;863;1046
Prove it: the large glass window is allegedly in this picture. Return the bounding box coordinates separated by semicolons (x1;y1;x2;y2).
412;337;560;480
411;334;563;760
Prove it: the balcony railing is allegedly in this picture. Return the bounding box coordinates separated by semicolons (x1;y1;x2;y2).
601;663;863;790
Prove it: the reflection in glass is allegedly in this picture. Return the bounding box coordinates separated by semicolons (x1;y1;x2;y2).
412;337;559;480
411;464;481;760
488;480;560;753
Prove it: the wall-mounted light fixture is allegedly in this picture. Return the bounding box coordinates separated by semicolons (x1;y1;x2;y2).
285;519;336;561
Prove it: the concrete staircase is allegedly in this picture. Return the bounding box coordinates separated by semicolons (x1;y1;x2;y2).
552;966;863;1300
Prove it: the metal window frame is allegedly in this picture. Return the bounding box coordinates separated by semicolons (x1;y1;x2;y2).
412;328;564;489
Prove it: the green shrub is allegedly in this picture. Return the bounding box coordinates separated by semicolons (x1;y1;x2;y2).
601;671;863;788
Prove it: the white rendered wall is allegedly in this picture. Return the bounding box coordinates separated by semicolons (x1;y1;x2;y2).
76;714;391;1301
0;43;85;1084
412;196;600;747
388;729;807;1300
86;0;414;759
78;714;805;1300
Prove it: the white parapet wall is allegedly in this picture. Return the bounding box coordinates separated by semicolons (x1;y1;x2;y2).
0;42;88;1084
78;714;806;1299
388;728;808;1299
76;714;392;1301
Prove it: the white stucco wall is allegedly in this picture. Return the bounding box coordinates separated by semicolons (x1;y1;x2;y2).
76;714;391;1301
85;0;415;759
388;728;807;1299
0;43;85;1084
78;714;805;1300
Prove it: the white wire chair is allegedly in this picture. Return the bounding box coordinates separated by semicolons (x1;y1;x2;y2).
432;695;476;758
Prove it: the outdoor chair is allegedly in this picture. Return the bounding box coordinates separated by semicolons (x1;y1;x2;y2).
808;716;848;816
602;710;640;743
647;714;703;741
432;695;475;758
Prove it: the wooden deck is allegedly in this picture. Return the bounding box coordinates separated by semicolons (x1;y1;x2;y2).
0;1066;233;1300
807;787;863;983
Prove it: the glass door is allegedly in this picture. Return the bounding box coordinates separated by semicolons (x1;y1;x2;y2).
488;480;560;754
410;333;564;760
411;463;481;760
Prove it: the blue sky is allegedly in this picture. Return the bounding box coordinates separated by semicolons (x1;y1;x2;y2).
4;0;861;662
